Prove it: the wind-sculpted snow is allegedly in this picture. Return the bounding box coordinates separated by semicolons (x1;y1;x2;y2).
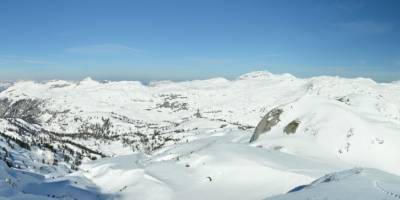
267;168;400;200
0;71;400;199
79;129;344;200
0;160;113;199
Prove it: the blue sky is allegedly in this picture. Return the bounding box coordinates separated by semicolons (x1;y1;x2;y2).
0;0;400;82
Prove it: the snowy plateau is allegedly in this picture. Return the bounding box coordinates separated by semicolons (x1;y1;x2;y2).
0;71;400;200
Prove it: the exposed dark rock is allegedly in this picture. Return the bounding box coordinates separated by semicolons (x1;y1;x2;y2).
284;120;300;134
288;184;309;193
336;96;350;105
49;83;70;89
250;108;283;142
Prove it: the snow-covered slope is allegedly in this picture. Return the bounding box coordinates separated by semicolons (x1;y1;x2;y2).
0;160;108;199
251;95;400;175
78;128;350;200
267;168;400;200
0;71;399;199
0;81;12;92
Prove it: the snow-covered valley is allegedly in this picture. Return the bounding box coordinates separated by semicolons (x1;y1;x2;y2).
1;71;400;199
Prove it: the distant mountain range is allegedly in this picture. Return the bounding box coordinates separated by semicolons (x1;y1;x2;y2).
0;71;400;199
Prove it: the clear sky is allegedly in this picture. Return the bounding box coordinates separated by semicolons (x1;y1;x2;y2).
0;0;399;82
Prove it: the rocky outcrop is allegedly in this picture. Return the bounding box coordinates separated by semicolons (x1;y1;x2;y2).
283;120;300;134
250;108;283;142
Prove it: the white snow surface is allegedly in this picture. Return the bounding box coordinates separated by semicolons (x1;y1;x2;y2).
267;168;400;200
1;71;400;199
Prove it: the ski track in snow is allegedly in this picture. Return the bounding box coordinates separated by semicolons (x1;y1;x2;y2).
374;181;400;199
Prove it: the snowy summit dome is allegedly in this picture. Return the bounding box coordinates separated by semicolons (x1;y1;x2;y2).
238;71;274;80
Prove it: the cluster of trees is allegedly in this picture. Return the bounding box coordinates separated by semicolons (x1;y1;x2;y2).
0;99;113;171
1;146;13;167
0;131;31;150
1;100;200;172
0;123;104;171
0;98;42;124
77;117;116;140
120;129;180;153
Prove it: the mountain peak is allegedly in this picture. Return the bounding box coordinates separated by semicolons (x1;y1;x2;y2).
237;71;274;80
78;77;99;86
81;77;95;82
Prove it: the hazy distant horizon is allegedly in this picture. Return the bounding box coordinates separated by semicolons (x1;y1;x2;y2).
1;69;399;84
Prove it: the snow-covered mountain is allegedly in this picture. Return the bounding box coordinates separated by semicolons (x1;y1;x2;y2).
0;71;400;199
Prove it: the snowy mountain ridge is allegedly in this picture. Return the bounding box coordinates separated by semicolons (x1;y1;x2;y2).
0;71;400;199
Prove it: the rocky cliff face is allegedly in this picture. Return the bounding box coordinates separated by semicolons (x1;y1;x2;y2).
250;108;283;142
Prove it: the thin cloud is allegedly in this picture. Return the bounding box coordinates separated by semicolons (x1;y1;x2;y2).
336;21;394;34
0;55;54;65
66;43;143;55
22;59;54;65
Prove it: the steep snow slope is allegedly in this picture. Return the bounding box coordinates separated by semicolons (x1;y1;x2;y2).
0;71;400;199
251;95;400;175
